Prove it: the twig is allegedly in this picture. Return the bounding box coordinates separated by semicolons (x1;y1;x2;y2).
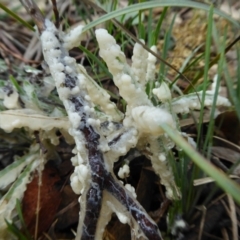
196;205;206;240
226;194;238;240
19;0;45;33
51;0;60;28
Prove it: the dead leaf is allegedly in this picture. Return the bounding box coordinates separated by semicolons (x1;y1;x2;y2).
22;165;61;237
211;146;240;164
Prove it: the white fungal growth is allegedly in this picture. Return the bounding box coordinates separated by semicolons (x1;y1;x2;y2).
131;40;148;87
70;159;90;195
40;20;96;204
95;192;115;239
147;137;180;199
63;24;85;50
96;29;126;72
76;64;123;121
96;29;151;108
116;211;129;224
76;164;90;185
146;45;157;82
106;127;139;161
125;184;137;198
0;109;69;133
119;74;151;107
103;193;149;240
171;218;188;236
68;112;81;129
159;153;166;162
3;90;20;109
171;91;231;114
152;81;172;102
118;164;130;179
182;132;197;149
70;174;83;194
131;106;176;136
96;28;181;199
105;194;131;225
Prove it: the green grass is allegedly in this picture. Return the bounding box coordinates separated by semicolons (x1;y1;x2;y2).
83;0;240;32
162;123;240;205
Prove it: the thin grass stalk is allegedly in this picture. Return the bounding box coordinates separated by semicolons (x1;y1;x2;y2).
158;13;176;82
203;28;227;153
223;60;240;121
154;7;168;45
236;46;240;100
162;124;240;205
197;5;214;146
147;8;153;46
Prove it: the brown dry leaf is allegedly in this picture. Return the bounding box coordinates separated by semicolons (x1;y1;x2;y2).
22;165;62;237
211;146;240;176
211;146;240;164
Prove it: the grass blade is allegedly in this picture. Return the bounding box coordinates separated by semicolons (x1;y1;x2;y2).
162;124;240;205
83;0;240;32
